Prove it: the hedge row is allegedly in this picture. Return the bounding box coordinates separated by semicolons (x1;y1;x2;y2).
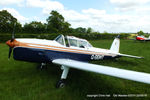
0;34;58;43
0;33;130;43
71;33;130;40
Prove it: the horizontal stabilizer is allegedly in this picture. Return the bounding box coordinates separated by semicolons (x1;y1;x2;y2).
118;53;143;59
53;59;150;84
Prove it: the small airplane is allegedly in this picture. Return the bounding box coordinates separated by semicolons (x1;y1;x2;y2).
136;35;150;41
6;32;150;88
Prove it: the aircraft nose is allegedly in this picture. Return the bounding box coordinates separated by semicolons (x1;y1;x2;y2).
6;40;16;48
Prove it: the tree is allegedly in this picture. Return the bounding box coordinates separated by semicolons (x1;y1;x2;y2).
0;10;22;33
23;21;46;33
137;30;144;36
87;27;93;33
46;10;71;33
75;27;87;33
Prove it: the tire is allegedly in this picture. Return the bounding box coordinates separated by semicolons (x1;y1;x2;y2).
56;79;65;88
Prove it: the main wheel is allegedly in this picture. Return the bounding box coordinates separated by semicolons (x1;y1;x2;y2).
56;79;65;88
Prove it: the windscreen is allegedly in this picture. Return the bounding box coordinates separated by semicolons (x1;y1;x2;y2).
55;35;65;45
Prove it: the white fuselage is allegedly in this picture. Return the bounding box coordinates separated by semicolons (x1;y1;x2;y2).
16;38;115;55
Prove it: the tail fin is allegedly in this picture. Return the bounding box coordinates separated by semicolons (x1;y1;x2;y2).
110;35;120;53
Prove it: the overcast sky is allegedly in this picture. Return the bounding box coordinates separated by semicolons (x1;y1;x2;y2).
1;0;150;33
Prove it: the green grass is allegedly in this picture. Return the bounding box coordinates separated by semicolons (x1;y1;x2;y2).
0;40;150;100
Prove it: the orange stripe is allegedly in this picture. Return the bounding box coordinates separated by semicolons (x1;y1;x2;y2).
24;42;98;54
14;40;115;56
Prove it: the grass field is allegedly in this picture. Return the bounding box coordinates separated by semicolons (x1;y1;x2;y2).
0;39;150;100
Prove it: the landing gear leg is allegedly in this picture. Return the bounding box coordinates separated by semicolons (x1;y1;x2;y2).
56;66;69;88
37;63;47;70
40;63;46;69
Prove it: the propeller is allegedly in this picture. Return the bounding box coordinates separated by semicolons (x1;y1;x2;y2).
8;47;12;59
11;22;16;42
8;22;16;59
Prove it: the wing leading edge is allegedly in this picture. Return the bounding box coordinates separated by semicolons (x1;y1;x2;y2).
52;59;150;84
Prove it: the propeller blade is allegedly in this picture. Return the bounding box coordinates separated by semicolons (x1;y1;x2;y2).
8;47;12;59
9;23;16;42
12;22;16;40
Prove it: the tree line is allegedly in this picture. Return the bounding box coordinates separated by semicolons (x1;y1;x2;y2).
0;10;93;34
0;10;148;39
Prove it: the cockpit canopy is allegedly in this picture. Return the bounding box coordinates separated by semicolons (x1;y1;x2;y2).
54;35;93;48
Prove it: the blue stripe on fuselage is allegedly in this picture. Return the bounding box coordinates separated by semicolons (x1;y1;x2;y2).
13;47;117;63
13;47;92;63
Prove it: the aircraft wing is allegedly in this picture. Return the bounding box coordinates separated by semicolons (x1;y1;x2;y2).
52;59;150;84
145;39;150;41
